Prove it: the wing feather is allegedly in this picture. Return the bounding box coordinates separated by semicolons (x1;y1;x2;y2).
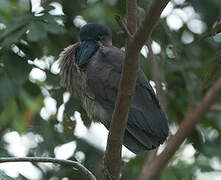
86;45;168;154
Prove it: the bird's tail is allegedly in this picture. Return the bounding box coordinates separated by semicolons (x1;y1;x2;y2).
123;108;168;155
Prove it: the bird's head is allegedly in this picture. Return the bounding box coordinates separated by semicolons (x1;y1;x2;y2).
75;23;112;66
80;23;112;46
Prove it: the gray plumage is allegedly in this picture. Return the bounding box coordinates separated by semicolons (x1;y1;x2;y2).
59;23;169;155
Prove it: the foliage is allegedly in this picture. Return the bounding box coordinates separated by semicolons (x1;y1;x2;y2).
0;0;221;179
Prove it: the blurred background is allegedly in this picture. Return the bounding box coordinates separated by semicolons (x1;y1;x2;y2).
0;0;221;179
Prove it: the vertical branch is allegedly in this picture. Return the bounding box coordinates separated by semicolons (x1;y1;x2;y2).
132;0;170;51
126;0;138;54
104;1;170;180
146;149;158;163
126;0;138;35
104;1;138;180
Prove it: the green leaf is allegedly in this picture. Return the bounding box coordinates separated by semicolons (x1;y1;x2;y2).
20;89;41;111
51;88;65;108
0;15;29;40
45;70;60;86
41;22;66;34
23;80;41;97
4;52;31;86
64;96;91;127
65;96;81;116
0;72;16;113
1;26;27;47
0;98;25;132
27;22;47;42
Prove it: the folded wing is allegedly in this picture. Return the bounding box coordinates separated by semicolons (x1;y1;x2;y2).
86;46;169;155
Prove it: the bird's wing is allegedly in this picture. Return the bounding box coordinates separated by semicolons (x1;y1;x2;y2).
86;45;168;154
131;70;169;140
86;46;122;112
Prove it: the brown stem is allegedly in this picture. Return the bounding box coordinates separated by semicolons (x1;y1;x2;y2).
126;0;138;35
114;15;132;38
132;0;170;51
202;51;221;88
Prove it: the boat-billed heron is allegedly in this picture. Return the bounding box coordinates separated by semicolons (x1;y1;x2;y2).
59;23;168;155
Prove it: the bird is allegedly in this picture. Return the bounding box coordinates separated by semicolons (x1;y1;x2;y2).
59;23;169;155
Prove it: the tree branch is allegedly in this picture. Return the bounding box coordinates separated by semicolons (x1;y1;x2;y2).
104;0;170;180
138;76;221;180
194;22;221;44
202;51;221;88
126;0;137;35
0;157;96;180
114;15;132;38
132;0;170;51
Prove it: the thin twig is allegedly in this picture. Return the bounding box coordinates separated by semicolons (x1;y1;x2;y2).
194;23;221;44
0;157;96;180
114;15;132;38
212;12;221;36
202;51;221;88
138;76;221;180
